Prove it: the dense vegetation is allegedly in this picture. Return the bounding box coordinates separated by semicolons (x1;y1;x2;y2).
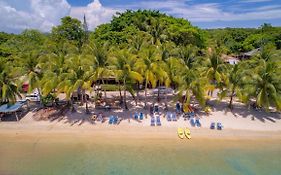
0;10;280;112
207;23;281;54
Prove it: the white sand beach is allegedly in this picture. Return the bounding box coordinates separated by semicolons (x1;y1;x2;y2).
1;91;281;141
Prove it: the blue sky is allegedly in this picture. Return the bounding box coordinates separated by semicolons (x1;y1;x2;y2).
68;0;281;28
0;0;281;33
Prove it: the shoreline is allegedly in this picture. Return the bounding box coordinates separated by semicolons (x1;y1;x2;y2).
1;124;281;141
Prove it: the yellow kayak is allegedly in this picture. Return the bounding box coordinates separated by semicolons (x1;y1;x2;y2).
184;128;191;139
177;128;184;139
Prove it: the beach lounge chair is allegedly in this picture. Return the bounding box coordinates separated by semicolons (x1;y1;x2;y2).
151;116;155;126
166;112;172;121
113;116;118;124
210;122;215;129
172;113;177;121
139;112;144;120
190;118;196;127
154;105;159;113
156;115;161;126
134;112;138;120
97;113;102;122
109;115;114;124
195;118;201;127
217;122;223;130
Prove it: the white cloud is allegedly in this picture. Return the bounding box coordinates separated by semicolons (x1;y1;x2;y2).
116;0;281;22
0;0;280;33
0;0;70;33
240;0;272;3
70;0;121;30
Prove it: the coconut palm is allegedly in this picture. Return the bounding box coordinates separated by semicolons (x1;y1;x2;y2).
135;47;160;108
112;50;143;109
40;49;70;96
201;50;228;97
224;64;245;109
86;42;111;100
15;50;43;94
177;45;198;69
242;59;281;111
0;61;21;104
57;54;92;113
178;66;208;107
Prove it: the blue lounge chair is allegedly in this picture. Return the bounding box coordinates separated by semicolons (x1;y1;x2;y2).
109;115;114;124
154;105;159;113
156;116;161;126
195;118;201;127
151;116;155;126
139;112;144;120
166;112;172;121
190;111;195;117
134;112;138;120
210;122;215;129
217;123;223;130
190;118;196;127
113;116;118;124
172;113;177;121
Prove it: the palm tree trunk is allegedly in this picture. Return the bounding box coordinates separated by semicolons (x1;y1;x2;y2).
157;81;160;102
101;78;107;100
80;89;85;106
136;82;139;105
144;79;148;109
123;79;128;110
228;87;235;110
118;81;123;102
164;91;168;110
85;98;90;114
70;98;76;113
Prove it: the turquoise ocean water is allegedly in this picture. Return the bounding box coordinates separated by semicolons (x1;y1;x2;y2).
1;138;281;175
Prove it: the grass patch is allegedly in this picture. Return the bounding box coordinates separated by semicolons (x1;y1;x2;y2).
101;84;124;91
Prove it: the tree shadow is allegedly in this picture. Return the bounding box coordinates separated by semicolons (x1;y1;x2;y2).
207;99;281;123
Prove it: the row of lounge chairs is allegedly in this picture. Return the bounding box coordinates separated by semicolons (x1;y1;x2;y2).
210;122;223;130
108;115;122;125
166;112;177;121
151;114;161;126
190;117;201;127
133;112;144;120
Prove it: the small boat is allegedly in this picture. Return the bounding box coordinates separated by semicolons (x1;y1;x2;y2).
177;128;184;139
184;128;191;139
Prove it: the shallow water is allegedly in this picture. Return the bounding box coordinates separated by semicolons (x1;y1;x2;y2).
0;137;281;175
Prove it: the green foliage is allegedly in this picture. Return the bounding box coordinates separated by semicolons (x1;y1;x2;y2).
92;10;206;48
41;93;58;107
51;16;86;52
0;11;280;112
207;25;281;54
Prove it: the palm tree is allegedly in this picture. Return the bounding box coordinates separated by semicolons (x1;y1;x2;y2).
57;54;92;113
178;66;208;108
0;61;21;104
177;45;198;69
15;50;43;94
242;59;281;111
201;50;228;97
112;50;143;109
86;42;111;100
227;64;244;109
40;49;70;96
135;47;159;108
